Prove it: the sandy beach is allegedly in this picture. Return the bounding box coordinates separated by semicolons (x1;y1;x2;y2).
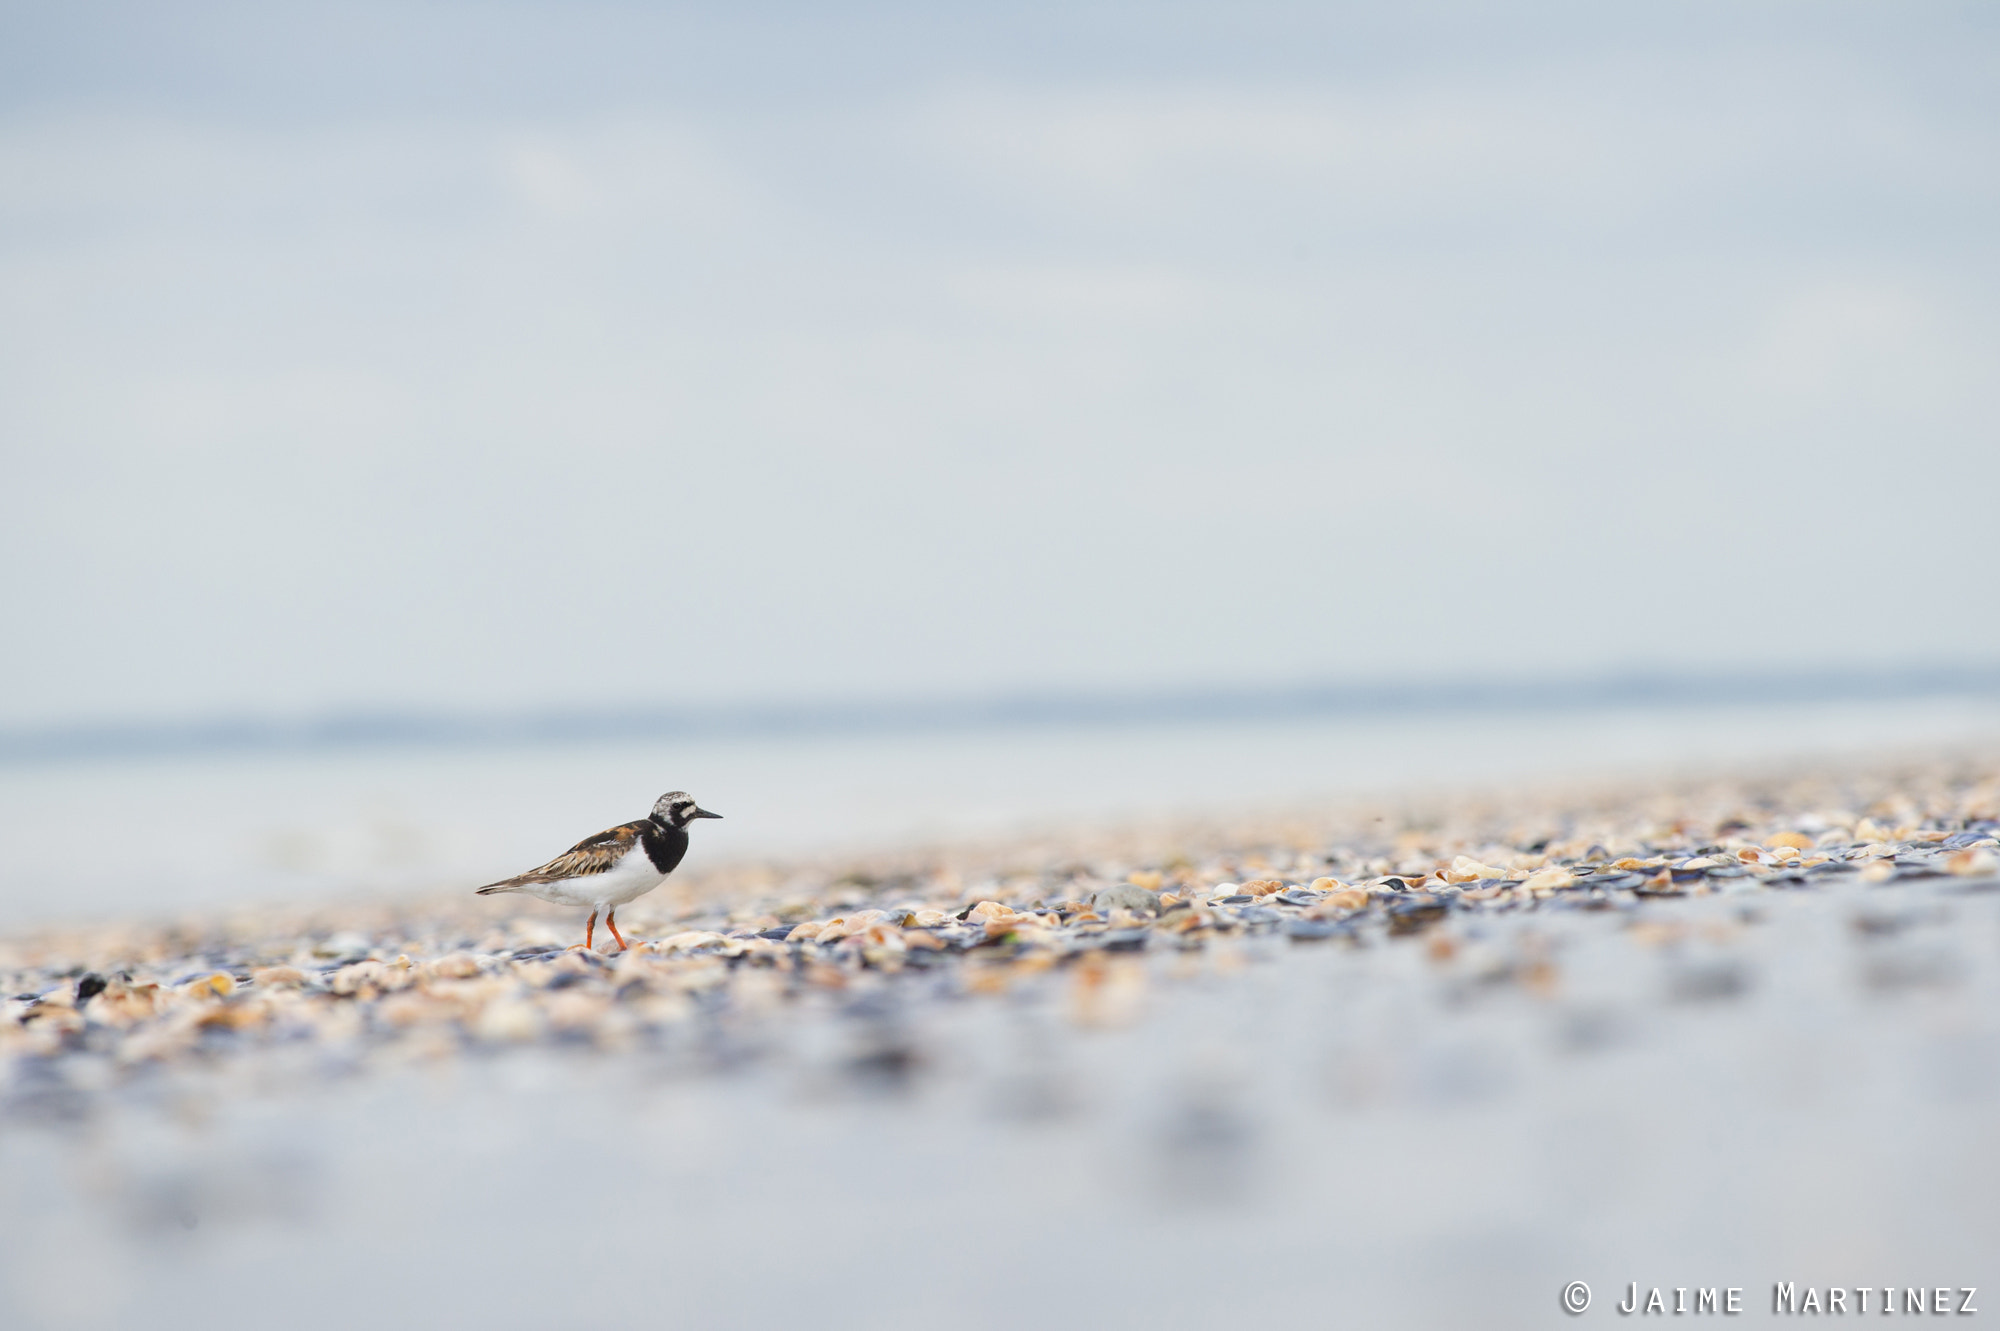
4;753;1996;1328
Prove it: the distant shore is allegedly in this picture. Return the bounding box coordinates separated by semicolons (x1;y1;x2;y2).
10;663;2000;765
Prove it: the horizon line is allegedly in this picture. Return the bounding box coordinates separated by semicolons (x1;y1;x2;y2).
5;663;2000;765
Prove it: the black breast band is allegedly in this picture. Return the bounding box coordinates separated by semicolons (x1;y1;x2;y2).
640;824;690;875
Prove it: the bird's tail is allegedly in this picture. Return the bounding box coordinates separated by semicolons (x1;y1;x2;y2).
475;880;519;896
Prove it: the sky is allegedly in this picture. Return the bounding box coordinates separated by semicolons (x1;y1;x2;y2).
2;1;1997;730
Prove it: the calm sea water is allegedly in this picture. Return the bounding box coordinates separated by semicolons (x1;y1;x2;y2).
4;696;1999;927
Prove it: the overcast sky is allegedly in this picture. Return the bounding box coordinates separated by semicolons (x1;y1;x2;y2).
2;1;1996;729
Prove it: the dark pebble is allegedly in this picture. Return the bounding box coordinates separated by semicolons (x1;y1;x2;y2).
845;1041;923;1090
1386;895;1449;935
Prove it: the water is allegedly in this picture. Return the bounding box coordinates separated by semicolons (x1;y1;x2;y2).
5;696;2000;927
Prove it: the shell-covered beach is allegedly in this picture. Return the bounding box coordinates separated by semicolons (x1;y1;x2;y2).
6;759;1999;1073
5;755;1998;1328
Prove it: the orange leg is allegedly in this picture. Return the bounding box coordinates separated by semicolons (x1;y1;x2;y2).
605;909;630;952
583;909;598;951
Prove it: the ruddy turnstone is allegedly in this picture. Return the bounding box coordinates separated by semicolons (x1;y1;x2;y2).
475;791;722;951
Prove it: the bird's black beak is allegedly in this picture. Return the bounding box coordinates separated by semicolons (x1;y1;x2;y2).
692;807;723;820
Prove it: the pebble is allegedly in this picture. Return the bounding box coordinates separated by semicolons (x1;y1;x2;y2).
1090;884;1162;917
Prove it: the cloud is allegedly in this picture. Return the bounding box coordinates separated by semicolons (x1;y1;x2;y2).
1745;281;1974;408
2;11;1998;725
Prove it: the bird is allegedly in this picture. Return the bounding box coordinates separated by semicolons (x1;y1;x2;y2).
475;791;722;951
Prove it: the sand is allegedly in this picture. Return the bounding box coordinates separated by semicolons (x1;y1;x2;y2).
3;755;1997;1328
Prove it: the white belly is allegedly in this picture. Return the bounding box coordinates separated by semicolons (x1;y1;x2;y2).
524;846;667;909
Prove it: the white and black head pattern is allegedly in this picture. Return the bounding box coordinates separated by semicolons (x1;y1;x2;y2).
652;791;723;828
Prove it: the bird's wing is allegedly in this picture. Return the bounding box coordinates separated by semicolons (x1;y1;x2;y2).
481;821;646;887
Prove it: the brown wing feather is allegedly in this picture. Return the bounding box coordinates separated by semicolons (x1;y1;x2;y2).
477;821;645;891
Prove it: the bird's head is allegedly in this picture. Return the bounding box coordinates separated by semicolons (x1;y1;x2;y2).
652;791;723;829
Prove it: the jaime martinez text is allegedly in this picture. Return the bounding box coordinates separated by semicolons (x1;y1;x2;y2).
1561;1283;1979;1315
